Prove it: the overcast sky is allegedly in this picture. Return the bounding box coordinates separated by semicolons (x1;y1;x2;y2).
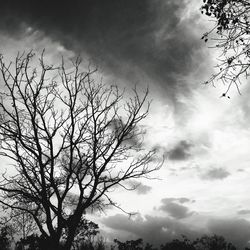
1;0;250;249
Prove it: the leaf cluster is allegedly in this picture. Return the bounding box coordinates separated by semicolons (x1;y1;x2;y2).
201;0;250;95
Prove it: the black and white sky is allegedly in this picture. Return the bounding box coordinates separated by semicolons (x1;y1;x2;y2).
2;0;250;249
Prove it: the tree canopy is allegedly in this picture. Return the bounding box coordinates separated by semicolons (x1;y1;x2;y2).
0;51;160;250
201;0;250;96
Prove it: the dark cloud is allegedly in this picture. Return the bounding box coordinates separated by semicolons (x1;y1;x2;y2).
160;202;194;219
0;0;204;105
207;218;250;249
201;167;230;181
238;210;250;215
102;214;250;249
167;140;193;161
102;213;202;246
159;198;194;219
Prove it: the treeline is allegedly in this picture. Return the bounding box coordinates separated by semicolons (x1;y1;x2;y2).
0;223;249;250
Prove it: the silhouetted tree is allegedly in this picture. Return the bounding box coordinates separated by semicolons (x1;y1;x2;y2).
144;243;157;250
0;225;13;250
113;238;144;250
160;234;237;250
193;235;236;250
64;217;99;249
10;208;37;240
15;234;41;250
78;241;94;250
76;236;106;250
93;237;106;250
101;235;241;250
201;0;250;96
0;51;160;250
160;236;195;250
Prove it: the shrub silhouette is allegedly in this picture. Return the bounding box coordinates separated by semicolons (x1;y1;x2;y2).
113;238;144;250
193;235;236;250
160;236;195;250
0;225;13;250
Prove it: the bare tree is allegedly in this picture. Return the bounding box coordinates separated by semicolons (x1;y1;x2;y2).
0;52;160;250
201;0;250;96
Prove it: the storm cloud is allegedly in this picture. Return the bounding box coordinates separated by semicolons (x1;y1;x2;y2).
201;167;230;181
102;214;250;249
167;140;193;161
159;197;194;219
0;0;204;104
102;213;202;247
207;218;250;249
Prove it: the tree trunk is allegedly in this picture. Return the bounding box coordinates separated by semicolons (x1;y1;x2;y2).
40;237;62;250
63;228;77;250
62;211;83;250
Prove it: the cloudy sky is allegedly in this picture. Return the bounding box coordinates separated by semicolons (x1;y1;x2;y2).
1;0;250;249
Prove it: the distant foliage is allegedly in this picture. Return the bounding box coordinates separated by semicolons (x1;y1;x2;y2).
113;238;144;250
160;236;195;250
15;234;42;250
144;243;158;250
0;223;242;250
193;235;236;250
0;225;13;250
161;234;236;250
79;237;106;250
113;235;237;250
112;238;157;250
